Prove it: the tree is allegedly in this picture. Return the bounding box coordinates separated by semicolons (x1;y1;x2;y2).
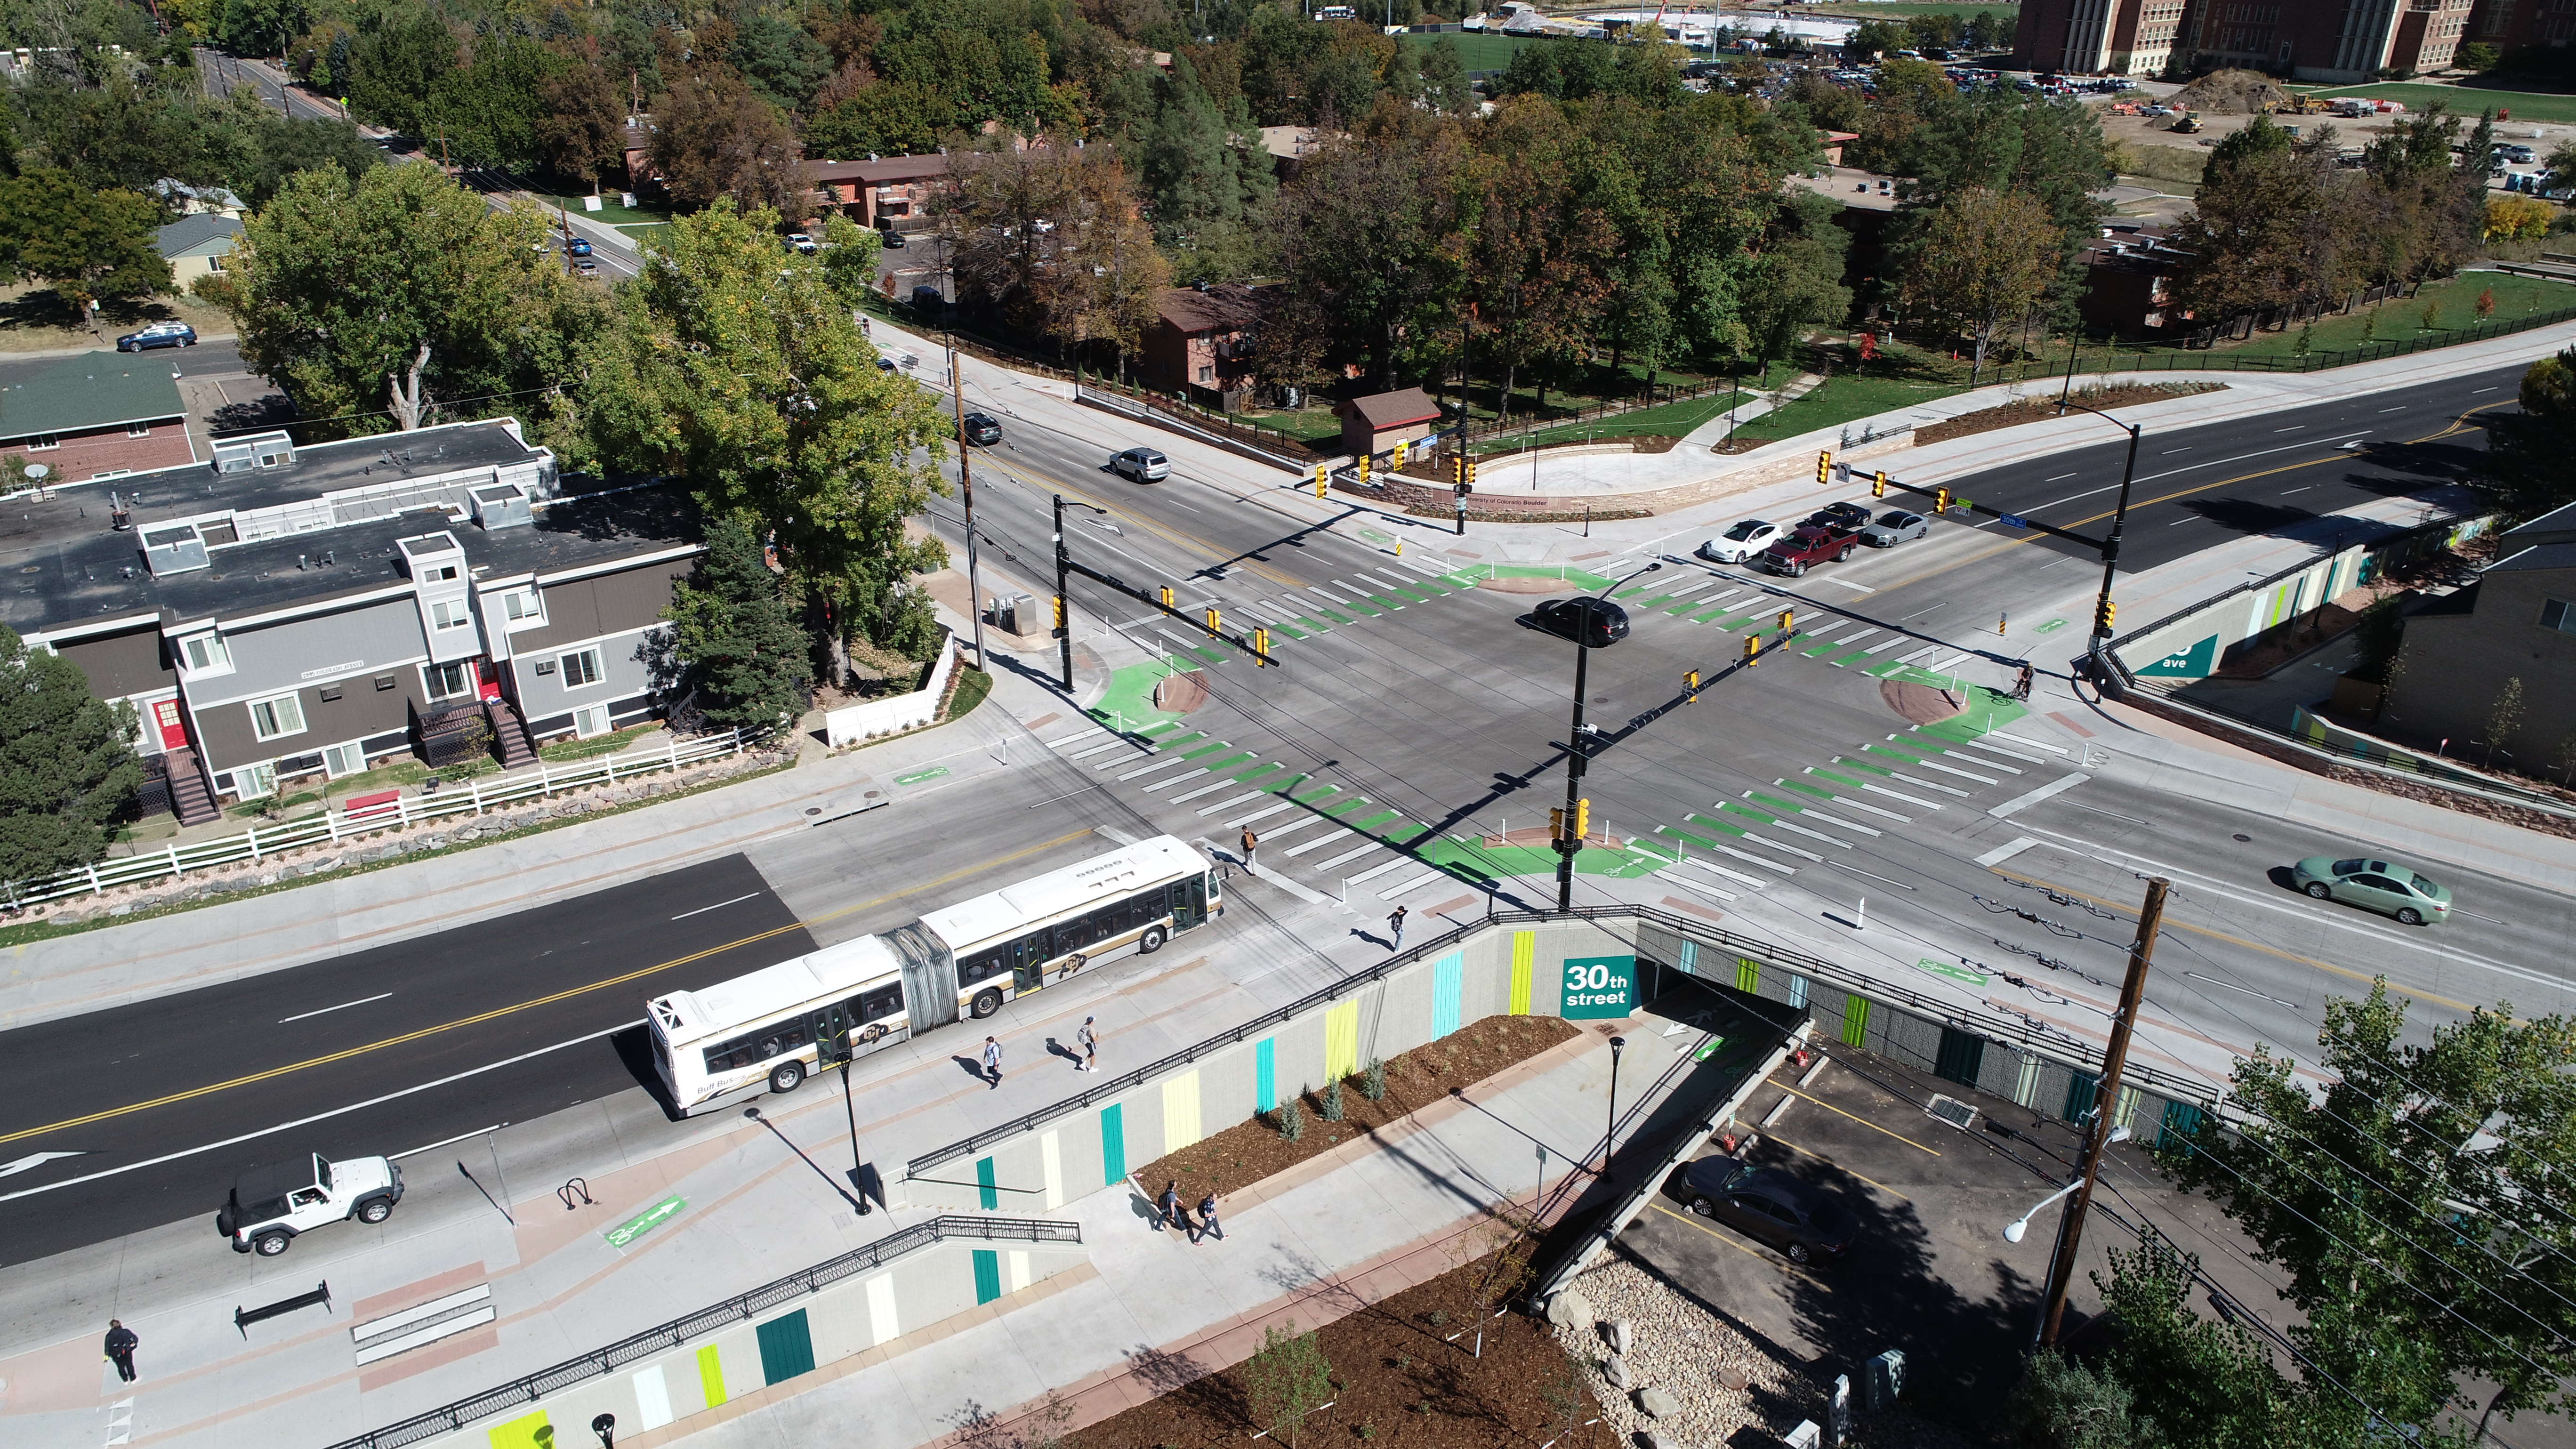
2483;675;2527;766
0;624;142;890
1238;1320;1332;1448
1739;188;1853;383
534;60;628;189
581;199;950;684
0;168;172;317
1270;122;1466;390
2481;347;2576;523
2091;1227;2306;1449
650;64;811;221
1897;186;2056;386
818;213;884;310
195;162;598;439
2174;144;2345;324
1141;53;1275;262
2163;981;2576;1442
663;517;813;729
2208;111;2291;170
1997;1349;2164;1449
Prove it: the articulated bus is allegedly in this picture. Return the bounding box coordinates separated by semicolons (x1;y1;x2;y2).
646;835;1219;1111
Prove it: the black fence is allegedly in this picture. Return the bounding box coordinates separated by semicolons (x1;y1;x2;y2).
2098;296;2576;375
319;1215;1080;1449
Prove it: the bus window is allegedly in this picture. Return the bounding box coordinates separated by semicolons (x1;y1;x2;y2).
857;982;902;1023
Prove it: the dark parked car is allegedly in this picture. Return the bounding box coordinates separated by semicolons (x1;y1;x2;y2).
1806;501;1873;532
962;411;1002;445
1532;597;1630;648
1677;1158;1858;1265
878;225;906;249
1760;525;1855;577
1859;510;1928;547
117;321;195;351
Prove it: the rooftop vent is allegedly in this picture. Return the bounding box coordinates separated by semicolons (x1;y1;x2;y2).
467;482;533;530
141;521;209;576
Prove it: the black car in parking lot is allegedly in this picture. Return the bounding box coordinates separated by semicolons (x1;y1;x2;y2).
1677;1157;1858;1265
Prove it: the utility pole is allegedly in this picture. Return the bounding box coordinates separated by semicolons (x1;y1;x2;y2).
1554;636;1592;912
951;353;989;673
1053;493;1073;692
2037;875;2168;1346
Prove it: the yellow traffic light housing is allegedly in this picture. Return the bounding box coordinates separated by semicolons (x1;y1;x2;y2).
1685;668;1700;701
1204;605;1222;637
2095;597;2117;636
1873;470;1887;498
1465;455;1476;490
1159;585;1175;611
1393;439;1409;471
1053;595;1067;629
1359;454;1372;484
1313;463;1328;498
1573;798;1590;843
1778;609;1795;635
1934;486;1950;514
1451;453;1465;487
1549;806;1566;841
1744;634;1760;666
1252;626;1272;663
1816;450;1832;486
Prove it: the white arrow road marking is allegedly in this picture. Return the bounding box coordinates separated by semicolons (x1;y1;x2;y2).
0;1151;87;1178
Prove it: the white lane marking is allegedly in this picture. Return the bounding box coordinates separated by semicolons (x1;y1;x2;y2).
278;991;396;1024
1257;813;1338;843
1225;801;1297;828
1828;861;1917;890
2471;386;2497;394
1042;728;1106;749
1684;856;1770;889
2274;425;2303;433
670;892;763;920
1924;652;1969;673
1809;578;1877;592
2167;516;2204;527
1852;778;1948;809
1984;730;2069;754
1866;766;1971;798
1862;637;1908;654
2378;405;2405;411
1695;839;1797;875
1285;820;1367;855
1307;585;1351;602
0;1022;634;1207
1336;580;1401;608
2279;486;2312;495
1116;756;1199;781
1167;777;1249;802
1378;871;1449;898
1780;782;1910;822
354;1284;494;1343
1068;741;1128;760
2187;970;2303;1008
1830;627;1879;646
1752;816;1848;848
1194;789;1268;816
1345;856;1417;885
1655;868;1738;903
1942;737;2041;767
2046;472;2079;481
2021;431;2373;516
1897;756;2000;785
1744;795;1881;837
1314;841;1387;870
1975;837;2041;868
1897;646;1940;664
0;1151;87;1179
1742;834;1825;863
1986;771;2091;819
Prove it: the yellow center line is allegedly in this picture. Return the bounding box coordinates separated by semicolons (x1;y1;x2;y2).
1648;1199;1829;1284
0;830;1098;1148
1776;1083;1943;1156
1759;1129;1911;1200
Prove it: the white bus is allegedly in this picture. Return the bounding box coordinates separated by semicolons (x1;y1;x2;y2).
645;835;1219;1111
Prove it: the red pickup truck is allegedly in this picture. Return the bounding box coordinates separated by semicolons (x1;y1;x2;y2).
1760;523;1857;577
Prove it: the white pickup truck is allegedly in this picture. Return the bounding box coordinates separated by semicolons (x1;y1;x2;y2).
217;1152;404;1256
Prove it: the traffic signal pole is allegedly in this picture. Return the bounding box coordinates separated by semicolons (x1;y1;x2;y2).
2089;420;2143;674
1053;493;1073;692
1554;639;1591;912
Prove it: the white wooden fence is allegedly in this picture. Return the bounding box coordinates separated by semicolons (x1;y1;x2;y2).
3;727;764;910
823;634;958;748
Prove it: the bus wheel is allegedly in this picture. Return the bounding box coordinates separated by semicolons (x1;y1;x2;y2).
768;1060;805;1094
1138;926;1168;954
971;988;1004;1019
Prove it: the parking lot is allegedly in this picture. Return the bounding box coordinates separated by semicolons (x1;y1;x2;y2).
1619;1037;2279;1430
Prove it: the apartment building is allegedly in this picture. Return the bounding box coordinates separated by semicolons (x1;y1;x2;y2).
2019;0;2496;79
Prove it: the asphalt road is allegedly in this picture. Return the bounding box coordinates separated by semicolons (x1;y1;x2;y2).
0;855;809;1264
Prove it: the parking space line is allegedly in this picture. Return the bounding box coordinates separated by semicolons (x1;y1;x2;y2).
1761;1130;1911;1201
1646;1201;1828;1283
1779;1085;1942;1155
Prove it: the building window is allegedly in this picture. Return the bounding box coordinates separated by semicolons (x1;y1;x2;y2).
420;562;459;582
179;632;231;676
16;434;59;451
206;254;227;273
431;597;474;631
560;647;604;690
498;586;544;627
1197;365;1214;383
248;692;306;741
2542;598;2576;635
234;761;277;800
323;741;368;777
127;421;151;438
573;702;613;738
425;660;474;700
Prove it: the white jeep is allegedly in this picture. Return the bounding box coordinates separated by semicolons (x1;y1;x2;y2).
217;1152;403;1256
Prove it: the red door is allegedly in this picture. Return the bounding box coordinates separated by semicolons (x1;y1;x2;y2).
476;658;503;701
151;698;188;751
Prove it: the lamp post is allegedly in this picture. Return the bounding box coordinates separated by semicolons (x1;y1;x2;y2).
1603;1035;1628;1175
950;352;989;673
1554;562;1662;911
591;1412;616;1449
2004;1125;2130;1344
2052;397;2143;677
1052;495;1111;692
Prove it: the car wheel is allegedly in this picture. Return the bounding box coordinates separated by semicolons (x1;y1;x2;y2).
971;987;1004;1019
1838;546;1853;562
768;1059;805;1094
254;1231;292;1256
357;1197;394;1225
1691;1196;1716;1217
2305;882;2333;900
1785;1241;1813;1266
1138;925;1168;954
2397;907;2424;926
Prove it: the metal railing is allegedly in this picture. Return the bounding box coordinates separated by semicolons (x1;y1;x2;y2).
2086;297;2576;375
908;903;2229;1177
319;1215;1080;1449
4;727;768;910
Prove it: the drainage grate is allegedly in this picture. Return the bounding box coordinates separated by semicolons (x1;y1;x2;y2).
1924;1094;1977;1132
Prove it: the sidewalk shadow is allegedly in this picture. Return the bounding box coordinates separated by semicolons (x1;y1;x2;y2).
1351;928;1393;949
1043;1036;1079;1065
950;1055;990;1083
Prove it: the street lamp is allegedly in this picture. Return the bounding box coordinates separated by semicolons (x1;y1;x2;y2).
2052;397;2143;678
1602;1035;1628;1175
1554;562;1662;911
592;1412;616;1449
2003;1124;2129;1344
1053;494;1111;692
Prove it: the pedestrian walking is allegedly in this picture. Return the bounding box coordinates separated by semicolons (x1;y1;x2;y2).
982;1035;1003;1089
1077;1016;1098;1072
1240;828;1258;875
1194;1190;1224;1244
1157;1179;1183;1232
104;1320;137;1383
1387;905;1408;950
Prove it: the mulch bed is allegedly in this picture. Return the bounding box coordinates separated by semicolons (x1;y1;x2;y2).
1133;1015;1580;1206
1912;381;2225;446
1062;1251;1612;1449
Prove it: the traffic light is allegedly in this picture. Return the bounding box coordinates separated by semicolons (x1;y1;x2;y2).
1313;463;1328;498
1464;455;1476;490
1451;453;1466;488
1549;806;1566;841
1934;486;1951;514
1053;595;1067;632
2094;596;2117;636
1685;668;1700;701
1159;584;1175;611
1252;626;1272;664
1744;634;1761;667
1778;608;1795;635
1205;605;1222;637
1359;454;1372;485
1393;439;1409;471
1816;450;1833;486
1573;798;1590;844
1873;469;1888;499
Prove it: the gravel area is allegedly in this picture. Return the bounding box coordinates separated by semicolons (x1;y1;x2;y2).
1547;1253;1980;1449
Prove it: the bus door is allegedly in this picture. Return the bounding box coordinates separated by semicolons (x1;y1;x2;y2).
1171;875;1209;931
1012;931;1051;997
817;1003;853;1065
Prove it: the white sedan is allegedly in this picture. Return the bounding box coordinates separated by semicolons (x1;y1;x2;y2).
1698;519;1782;564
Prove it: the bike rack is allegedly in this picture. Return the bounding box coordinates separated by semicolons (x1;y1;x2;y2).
557;1177;594;1212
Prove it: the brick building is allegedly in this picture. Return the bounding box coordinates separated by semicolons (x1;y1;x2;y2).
0;351;196;483
2016;0;2497;78
1136;284;1266;407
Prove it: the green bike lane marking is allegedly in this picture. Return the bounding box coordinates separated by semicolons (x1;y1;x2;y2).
1331;595;1387;618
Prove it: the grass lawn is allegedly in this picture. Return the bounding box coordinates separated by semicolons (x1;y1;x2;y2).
2096;271;2575;367
539;723;658;762
0;284;234;353
1798;1;2025;20
1727;367;1970;443
2301;80;2576;125
531;191;672;227
1469;388;1754;452
1398;31;1546;70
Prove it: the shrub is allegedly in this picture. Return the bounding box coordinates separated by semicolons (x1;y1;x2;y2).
1321;1078;1346;1122
1275;1098;1305;1141
1362;1058;1388;1101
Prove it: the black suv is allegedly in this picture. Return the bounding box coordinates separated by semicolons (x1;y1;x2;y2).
962;411;1002;445
1806;501;1873;532
1676;1158;1858;1265
1532;597;1630;648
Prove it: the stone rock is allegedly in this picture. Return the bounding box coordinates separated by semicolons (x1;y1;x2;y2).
1544;1287;1596;1332
1643;1433;1694;1449
1637;1387;1680;1421
109;904;134;916
1603;1354;1631;1390
1607;1318;1634;1357
1717;1364;1749;1392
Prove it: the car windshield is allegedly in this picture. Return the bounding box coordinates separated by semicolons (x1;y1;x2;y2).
1720;1160;1760;1193
2408;870;2441;895
1879;512;1912;526
2334;858;2367;875
1724;521;1763;539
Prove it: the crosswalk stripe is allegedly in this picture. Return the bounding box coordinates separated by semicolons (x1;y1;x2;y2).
1226;801;1298;828
1068;740;1129;760
1314;841;1387;870
1923;652;1969;675
1379;870;1450;898
1683;856;1769;889
1117;756;1199;781
1779;780;1909;821
1692;839;1796;874
1043;727;1106;749
1896;645;1939;664
1742;833;1825;862
1662;578;1719;598
1845;761;1970;797
1344;855;1416;884
1257;813;1336;842
1284;822;1364;856
1861;637;1908;654
1390;552;1447;575
1337;580;1402;608
1945;737;2045;766
1654;868;1738;902
1829;626;1877;645
1194;789;1268;815
1887;754;1999;785
1741;792;1883;836
1163;777;1240;800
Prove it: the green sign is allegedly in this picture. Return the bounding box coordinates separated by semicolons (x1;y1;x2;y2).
2034;618;2068;635
604;1193;686;1248
1561;954;1637;1018
1914;958;1991;988
893;765;950;786
2134;634;2217;679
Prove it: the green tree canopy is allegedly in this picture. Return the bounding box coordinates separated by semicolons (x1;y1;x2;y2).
0;168;171;314
1897;185;2057;385
2482;347;2576;524
0;624;142;889
662;516;814;729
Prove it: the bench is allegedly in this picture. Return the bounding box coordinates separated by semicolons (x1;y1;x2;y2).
341;789;403;822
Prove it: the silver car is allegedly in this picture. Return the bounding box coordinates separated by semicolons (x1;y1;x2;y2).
1860;510;1928;547
1111;447;1170;482
1698;518;1781;564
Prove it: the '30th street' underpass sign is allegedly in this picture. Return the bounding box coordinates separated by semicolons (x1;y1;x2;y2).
1561;955;1637;1018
